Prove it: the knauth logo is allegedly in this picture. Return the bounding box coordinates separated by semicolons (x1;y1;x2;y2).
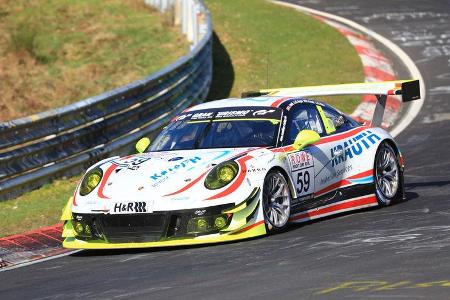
331;131;381;167
150;157;202;181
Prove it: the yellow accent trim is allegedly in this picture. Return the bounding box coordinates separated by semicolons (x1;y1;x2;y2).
292;129;321;151
222;188;259;214
62;222;266;249
316;105;336;134
60;197;73;221
62;221;75;238
222;193;260;232
259;80;416;96
135;137;151;153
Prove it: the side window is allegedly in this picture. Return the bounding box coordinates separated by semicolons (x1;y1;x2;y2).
322;106;355;134
285;104;324;145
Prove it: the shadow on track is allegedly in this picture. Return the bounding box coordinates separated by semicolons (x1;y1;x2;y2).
206;31;234;101
69;235;265;258
405;180;450;189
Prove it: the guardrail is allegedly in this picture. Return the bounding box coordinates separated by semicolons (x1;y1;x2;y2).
0;0;212;201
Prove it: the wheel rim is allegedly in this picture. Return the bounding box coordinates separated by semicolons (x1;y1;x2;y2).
376;146;399;199
263;173;291;228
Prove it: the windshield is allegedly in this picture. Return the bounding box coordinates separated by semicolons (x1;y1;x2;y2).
149;107;282;151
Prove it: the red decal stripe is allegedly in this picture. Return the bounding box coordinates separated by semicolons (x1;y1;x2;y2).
315;179;351;197
347;169;373;179
164;170;209;197
97;164;118;199
315;169;373;197
72;188;79;206
206;156;252;200
290;195;377;221
233;220;265;234
315;127;367;146
271;97;291;107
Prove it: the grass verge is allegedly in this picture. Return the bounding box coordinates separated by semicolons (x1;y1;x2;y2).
0;0;364;237
0;0;188;121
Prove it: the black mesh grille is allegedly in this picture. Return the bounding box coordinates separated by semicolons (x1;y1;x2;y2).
96;214;167;243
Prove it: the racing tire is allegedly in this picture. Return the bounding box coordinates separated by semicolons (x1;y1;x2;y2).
374;142;401;206
262;171;292;233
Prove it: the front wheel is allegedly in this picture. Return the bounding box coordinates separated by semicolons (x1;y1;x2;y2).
262;171;292;233
375;142;401;206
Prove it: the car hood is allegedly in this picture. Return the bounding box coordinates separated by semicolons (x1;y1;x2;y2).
74;148;264;212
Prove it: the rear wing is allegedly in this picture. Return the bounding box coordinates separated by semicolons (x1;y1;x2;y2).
241;80;420;127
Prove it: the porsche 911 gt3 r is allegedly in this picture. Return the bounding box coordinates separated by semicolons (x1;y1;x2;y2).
61;80;420;249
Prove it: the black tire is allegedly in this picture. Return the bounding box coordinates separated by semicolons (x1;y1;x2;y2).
262;171;292;233
374;142;401;206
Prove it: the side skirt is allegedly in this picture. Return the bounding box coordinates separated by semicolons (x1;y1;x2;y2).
289;194;378;223
289;183;378;223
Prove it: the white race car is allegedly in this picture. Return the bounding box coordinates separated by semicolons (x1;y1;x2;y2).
61;80;420;249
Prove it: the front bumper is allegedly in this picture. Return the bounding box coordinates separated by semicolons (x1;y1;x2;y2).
62;221;265;249
62;188;265;249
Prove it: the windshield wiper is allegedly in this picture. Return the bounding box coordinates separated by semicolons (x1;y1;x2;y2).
194;121;212;149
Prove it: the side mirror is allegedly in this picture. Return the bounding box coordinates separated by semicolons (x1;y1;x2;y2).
292;130;320;150
135;137;151;153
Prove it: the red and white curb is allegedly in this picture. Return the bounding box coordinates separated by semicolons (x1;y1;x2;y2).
0;224;71;271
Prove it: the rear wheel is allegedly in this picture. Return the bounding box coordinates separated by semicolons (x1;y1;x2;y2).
375;143;400;206
262;171;291;233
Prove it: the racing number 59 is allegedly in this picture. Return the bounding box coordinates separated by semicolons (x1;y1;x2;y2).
296;170;310;193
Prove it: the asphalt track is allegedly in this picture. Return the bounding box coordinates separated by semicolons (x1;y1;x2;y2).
1;1;450;299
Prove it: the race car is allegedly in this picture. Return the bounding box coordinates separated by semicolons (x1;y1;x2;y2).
61;80;420;249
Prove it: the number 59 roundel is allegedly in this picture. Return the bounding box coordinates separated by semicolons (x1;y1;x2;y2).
288;150;315;198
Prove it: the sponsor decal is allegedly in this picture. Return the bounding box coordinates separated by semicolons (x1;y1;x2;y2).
331;130;381;168
171;196;190;201
286;99;321;111
288;150;313;172
173;107;282;123
194;209;207;216
292;193;314;206
151;175;169;188
112;156;151;171
111;201;151;213
279;116;287;142
245;167;267;173
289;150;315;197
191;112;214;120
150;157;202;181
168;156;183;162
252;109;275;116
216;110;252;118
320;165;353;185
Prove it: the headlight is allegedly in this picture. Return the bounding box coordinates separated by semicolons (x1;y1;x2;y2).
204;161;239;190
79;168;103;196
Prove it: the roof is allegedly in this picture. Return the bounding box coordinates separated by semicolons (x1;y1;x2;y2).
187;96;294;111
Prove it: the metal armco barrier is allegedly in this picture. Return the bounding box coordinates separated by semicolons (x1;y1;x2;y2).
0;0;212;201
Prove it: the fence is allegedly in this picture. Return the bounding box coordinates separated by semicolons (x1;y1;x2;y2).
0;0;213;201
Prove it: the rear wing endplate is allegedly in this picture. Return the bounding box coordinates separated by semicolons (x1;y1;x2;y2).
241;80;420;127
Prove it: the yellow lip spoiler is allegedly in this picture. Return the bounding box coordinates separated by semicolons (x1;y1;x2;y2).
242;80;420;127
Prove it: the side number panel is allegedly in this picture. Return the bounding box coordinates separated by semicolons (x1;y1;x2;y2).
288;150;315;197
